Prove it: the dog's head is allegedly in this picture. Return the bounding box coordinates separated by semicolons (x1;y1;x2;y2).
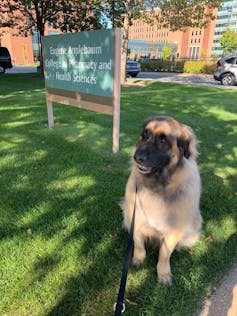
134;115;198;176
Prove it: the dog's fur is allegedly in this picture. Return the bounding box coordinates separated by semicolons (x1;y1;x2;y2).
120;115;202;284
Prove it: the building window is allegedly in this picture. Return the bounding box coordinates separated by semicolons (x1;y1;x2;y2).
189;46;200;59
48;31;58;35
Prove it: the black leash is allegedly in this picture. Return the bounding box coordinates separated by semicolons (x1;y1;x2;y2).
114;186;137;315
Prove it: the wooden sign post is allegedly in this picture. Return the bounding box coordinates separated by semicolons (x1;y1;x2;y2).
42;29;121;153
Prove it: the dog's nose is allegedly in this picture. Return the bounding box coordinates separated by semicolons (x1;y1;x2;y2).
134;151;147;164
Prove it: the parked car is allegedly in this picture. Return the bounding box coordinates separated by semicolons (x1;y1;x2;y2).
126;60;141;77
0;46;13;73
213;55;237;86
0;66;4;74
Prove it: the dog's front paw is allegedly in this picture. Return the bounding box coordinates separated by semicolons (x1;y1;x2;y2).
157;263;172;285
133;247;146;267
132;252;146;267
132;255;144;267
158;271;172;285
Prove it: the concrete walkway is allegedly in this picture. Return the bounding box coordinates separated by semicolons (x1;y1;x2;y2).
198;264;237;316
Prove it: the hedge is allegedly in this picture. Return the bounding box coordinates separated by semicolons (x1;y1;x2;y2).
183;61;216;74
140;60;185;73
140;60;216;74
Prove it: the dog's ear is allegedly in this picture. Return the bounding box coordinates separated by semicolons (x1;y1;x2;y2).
178;125;198;159
177;137;190;159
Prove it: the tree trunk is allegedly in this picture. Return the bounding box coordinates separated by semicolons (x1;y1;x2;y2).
39;31;44;76
120;12;130;84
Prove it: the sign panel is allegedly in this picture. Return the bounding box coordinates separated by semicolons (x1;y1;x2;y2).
42;29;121;153
42;29;114;98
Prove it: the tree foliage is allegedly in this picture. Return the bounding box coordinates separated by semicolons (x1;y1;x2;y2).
154;0;221;31
220;28;237;55
0;0;103;36
161;45;172;60
0;0;222;82
0;0;103;72
104;0;221;83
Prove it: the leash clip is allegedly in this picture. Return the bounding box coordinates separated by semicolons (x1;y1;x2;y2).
113;302;125;314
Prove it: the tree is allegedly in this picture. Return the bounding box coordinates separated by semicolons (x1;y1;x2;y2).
103;0;152;84
0;0;103;72
161;45;172;60
220;28;237;55
104;0;221;83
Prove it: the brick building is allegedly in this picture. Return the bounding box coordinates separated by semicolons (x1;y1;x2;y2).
1;1;237;64
0;24;60;65
128;8;218;60
0;27;34;65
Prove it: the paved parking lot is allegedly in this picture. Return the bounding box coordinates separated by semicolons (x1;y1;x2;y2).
5;66;37;73
4;66;237;89
138;71;237;89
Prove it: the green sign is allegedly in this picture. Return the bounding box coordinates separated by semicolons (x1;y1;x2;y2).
42;29;115;98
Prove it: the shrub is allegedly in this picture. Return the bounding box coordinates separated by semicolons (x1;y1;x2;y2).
139;60;215;74
183;61;216;74
140;60;185;73
202;63;216;74
174;60;185;73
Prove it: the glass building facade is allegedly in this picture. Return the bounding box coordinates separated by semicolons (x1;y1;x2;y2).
128;39;177;60
31;26;59;61
212;0;237;56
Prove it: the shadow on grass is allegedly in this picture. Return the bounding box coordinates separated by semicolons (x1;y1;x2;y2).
0;123;128;314
0;76;236;315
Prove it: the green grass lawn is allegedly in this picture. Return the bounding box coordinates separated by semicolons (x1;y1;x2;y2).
0;74;236;316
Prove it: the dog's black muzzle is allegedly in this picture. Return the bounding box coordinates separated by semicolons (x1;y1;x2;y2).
134;149;153;174
134;145;171;175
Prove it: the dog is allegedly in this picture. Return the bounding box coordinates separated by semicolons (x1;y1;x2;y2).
120;115;202;284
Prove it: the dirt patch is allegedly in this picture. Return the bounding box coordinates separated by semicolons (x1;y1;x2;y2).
122;80;147;88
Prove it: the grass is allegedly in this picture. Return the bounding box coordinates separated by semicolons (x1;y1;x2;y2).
0;74;236;316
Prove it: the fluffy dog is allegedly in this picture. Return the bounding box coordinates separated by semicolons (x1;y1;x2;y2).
120;115;202;284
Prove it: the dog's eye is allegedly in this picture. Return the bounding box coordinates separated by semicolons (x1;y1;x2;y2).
159;133;166;143
143;128;150;139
